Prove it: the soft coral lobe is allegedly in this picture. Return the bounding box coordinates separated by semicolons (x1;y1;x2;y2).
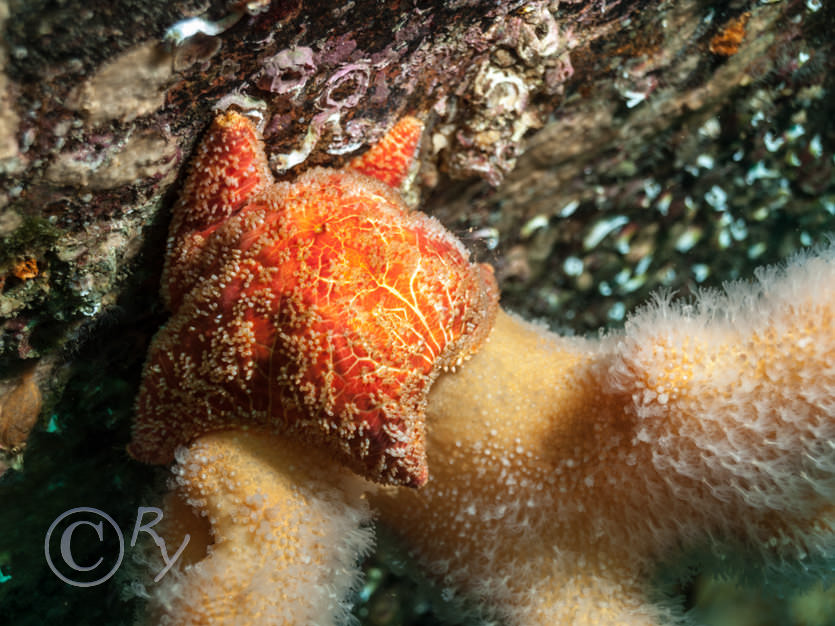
147;430;374;626
374;248;835;625
131;112;498;487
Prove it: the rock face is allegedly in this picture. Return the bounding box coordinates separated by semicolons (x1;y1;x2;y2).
3;0;834;363
1;0;834;624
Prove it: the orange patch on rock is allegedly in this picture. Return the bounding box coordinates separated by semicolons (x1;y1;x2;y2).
709;12;750;57
12;257;39;281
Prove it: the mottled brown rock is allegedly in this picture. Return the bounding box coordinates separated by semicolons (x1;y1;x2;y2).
0;368;41;454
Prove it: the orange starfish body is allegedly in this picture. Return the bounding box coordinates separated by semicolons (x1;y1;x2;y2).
131;112;498;486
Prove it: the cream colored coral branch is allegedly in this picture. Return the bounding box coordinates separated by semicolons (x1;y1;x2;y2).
147;430;374;626
373;246;835;626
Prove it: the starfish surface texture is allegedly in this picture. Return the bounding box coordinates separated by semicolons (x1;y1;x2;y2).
131;111;497;487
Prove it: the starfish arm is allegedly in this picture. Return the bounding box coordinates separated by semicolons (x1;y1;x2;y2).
143;430;374;626
130;275;258;465
162;112;272;312
348;116;423;188
168;111;272;242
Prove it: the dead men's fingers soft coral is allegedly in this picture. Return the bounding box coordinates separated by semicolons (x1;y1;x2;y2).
375;259;835;624
130;113;835;626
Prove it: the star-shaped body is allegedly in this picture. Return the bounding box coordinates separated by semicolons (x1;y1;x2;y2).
130;112;497;486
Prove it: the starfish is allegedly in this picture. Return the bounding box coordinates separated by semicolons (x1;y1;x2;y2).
130;111;497;487
136;113;835;625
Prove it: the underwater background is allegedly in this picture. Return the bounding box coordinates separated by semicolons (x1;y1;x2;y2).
1;0;834;624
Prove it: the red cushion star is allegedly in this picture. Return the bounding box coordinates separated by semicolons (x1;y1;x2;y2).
130;112;498;486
